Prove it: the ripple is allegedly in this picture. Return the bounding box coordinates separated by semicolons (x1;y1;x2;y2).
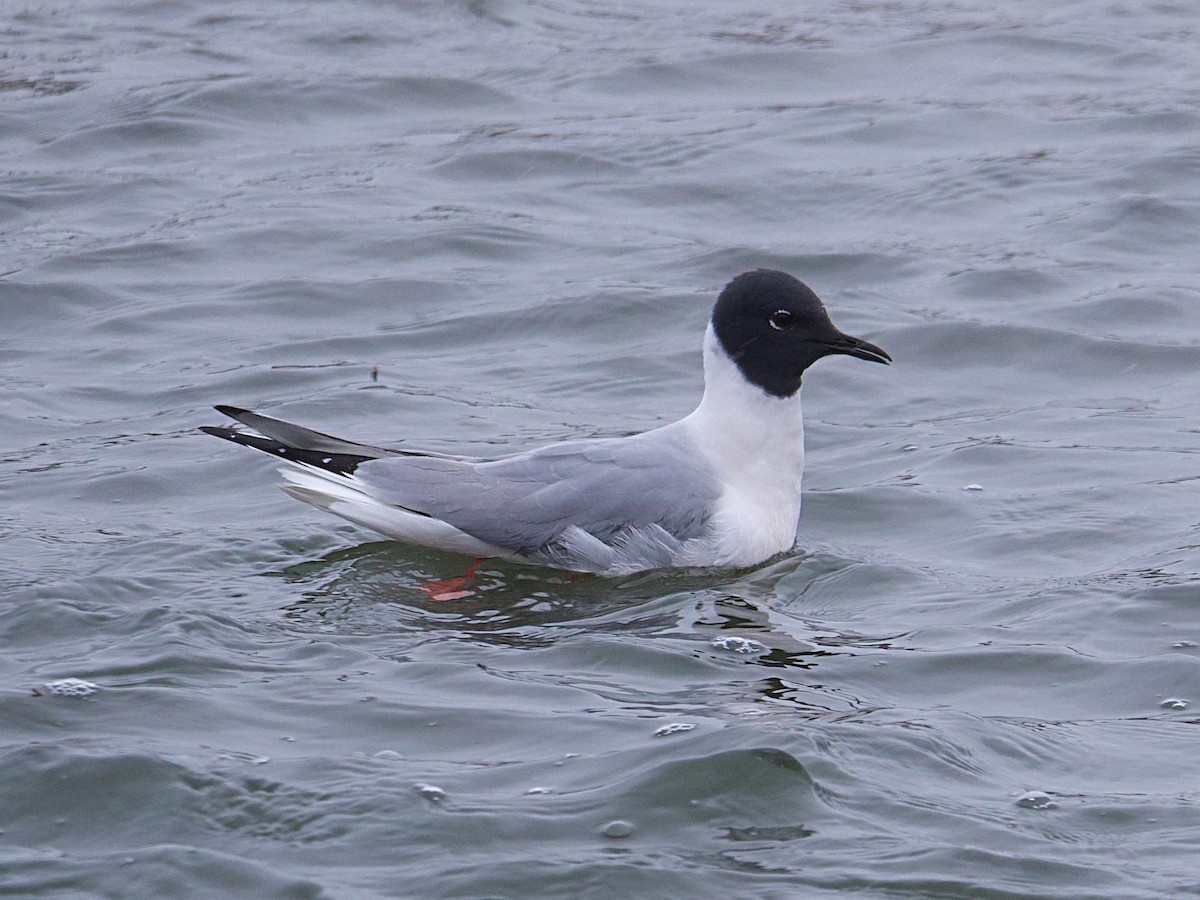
40;678;100;698
5;0;1200;896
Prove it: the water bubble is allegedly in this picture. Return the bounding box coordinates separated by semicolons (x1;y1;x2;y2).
963;484;985;492
1015;790;1057;810
415;783;446;803
1160;698;1190;710
654;722;696;737
1172;641;1196;649
42;678;99;698
902;444;918;452
374;750;403;760
711;636;766;655
525;786;553;795
600;820;635;839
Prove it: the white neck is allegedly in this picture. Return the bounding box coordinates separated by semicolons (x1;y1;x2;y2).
684;324;806;478
675;325;807;565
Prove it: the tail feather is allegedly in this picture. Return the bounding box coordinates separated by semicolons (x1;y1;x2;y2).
201;405;508;557
277;466;506;557
277;465;379;509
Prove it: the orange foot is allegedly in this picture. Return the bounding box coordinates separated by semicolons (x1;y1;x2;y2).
420;558;485;602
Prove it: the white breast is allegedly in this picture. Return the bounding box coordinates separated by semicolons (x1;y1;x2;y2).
682;326;807;566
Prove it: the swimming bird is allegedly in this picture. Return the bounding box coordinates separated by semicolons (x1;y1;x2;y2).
201;270;890;575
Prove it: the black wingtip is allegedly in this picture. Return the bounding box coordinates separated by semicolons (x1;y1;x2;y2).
214;404;250;420
200;422;371;475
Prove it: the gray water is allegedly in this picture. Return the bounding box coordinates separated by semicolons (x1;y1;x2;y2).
4;1;1200;897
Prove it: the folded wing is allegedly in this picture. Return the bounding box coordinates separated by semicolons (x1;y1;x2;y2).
356;425;719;569
202;407;720;572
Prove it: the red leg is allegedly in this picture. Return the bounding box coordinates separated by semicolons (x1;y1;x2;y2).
420;558;485;602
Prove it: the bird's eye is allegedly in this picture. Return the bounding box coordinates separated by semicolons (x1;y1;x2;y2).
768;310;794;331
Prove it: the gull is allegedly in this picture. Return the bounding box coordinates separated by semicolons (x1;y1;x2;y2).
202;270;890;575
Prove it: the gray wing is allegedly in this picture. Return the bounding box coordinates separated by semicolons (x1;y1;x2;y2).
357;424;720;564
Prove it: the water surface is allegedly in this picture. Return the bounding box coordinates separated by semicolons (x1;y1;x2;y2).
4;1;1200;897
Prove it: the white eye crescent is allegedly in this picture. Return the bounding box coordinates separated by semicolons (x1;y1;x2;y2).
769;310;794;331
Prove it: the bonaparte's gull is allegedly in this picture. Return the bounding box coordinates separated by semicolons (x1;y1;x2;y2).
202;270;890;574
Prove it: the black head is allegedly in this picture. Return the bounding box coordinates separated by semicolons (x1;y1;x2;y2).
710;269;891;398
